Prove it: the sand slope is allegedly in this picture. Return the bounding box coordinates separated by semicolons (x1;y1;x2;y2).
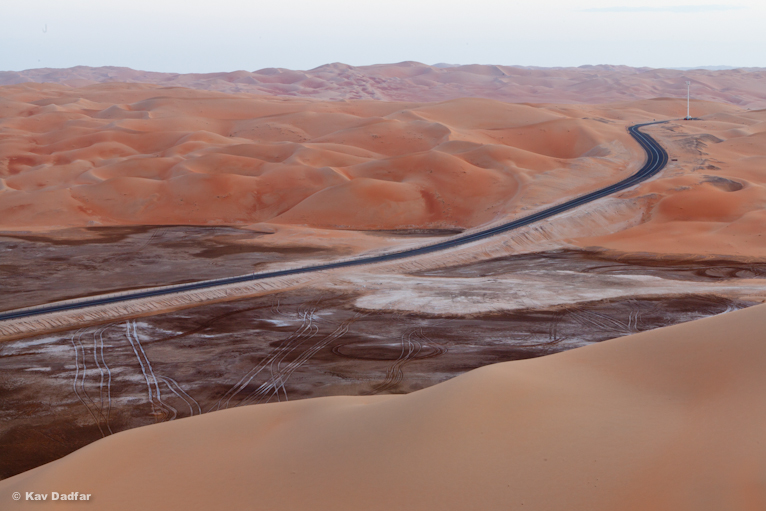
3;303;765;510
2;82;763;256
577;108;766;258
0;83;638;231
3;63;766;109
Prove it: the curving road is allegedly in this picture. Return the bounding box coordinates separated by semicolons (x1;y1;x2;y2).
0;121;668;322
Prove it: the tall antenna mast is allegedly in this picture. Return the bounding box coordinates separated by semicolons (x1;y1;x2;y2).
685;81;691;120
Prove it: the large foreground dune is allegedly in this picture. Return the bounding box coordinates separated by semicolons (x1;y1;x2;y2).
2;303;765;510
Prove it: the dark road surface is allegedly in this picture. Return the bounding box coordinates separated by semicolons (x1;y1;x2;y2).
0;122;668;322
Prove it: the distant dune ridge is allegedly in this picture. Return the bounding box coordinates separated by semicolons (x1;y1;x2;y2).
3;62;766;108
3;302;766;510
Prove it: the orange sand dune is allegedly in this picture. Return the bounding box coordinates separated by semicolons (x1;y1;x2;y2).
3;303;765;510
3;81;763;258
576;107;766;258
0;83;640;231
3;63;766;108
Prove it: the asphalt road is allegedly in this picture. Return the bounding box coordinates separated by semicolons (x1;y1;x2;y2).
0;121;668;322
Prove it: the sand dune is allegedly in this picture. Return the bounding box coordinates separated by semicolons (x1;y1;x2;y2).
2;82;764;257
2;302;764;510
0;83;640;232
3;68;766;503
3;63;766;109
577;108;766;257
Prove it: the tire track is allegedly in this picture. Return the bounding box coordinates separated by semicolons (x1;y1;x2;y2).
372;331;421;394
569;309;629;335
371;328;446;394
91;324;114;435
69;328;105;437
74;329;104;428
157;376;202;416
125;320;177;422
266;306;321;403
131;320;178;421
211;304;317;411
97;324;115;435
241;314;362;406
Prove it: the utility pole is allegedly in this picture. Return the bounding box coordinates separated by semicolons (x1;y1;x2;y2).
685;81;691;120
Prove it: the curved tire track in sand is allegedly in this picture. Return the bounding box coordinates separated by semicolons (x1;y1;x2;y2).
241;314;363;405
69;328;106;437
91;325;114;435
125;320;203;421
211;304;318;411
125;320;178;422
371;328;447;394
69;325;117;437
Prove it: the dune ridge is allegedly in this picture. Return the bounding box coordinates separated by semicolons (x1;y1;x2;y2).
3;82;765;258
2;302;765;510
3;63;766;108
577;108;766;258
0;83;639;231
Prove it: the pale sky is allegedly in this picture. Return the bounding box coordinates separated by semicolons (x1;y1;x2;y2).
1;0;764;73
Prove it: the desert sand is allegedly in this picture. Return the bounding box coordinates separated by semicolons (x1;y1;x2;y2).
0;82;639;233
2;301;765;510
3;69;766;495
2;82;764;259
577;109;766;258
3;63;766;109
